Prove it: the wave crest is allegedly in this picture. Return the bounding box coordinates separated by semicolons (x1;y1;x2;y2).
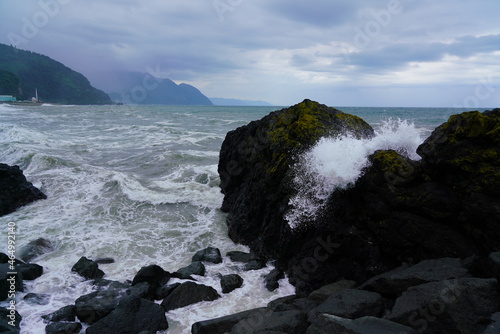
286;118;422;229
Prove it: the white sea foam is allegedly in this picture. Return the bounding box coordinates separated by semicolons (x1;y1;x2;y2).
286;118;423;229
0;103;19;112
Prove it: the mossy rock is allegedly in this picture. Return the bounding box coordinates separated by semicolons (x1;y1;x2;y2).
252;99;373;177
218;99;374;256
417;110;500;196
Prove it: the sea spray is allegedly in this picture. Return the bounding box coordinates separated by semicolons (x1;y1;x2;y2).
286;118;422;229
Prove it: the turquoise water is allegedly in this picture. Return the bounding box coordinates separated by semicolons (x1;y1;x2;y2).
0;103;484;333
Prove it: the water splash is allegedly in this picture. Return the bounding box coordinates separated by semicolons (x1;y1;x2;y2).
286;118;422;229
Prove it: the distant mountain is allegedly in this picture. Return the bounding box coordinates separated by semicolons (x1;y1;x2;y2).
210;97;273;106
0;43;111;105
97;71;213;106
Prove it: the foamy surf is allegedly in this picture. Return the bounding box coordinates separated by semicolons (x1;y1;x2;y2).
286;118;423;229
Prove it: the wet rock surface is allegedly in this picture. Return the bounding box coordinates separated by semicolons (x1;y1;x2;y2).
0;163;46;217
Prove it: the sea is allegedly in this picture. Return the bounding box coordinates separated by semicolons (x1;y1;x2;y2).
0;103;486;333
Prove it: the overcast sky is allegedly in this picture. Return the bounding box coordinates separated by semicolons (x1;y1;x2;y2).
1;0;499;107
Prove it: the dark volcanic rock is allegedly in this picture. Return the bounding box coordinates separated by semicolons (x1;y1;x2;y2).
161;281;220;311
0;163;46;217
132;264;170;299
264;268;285;291
359;258;471;297
75;289;126;324
218;99;374;262
306;314;418;334
175;261;206;278
307;289;387;323
387;278;500;334
192;247;223;264
268;295;320;313
484;312;500;334
220;274;243;293
16;263;43;280
86;296;168;334
226;251;258;263
71;256;104;280
192;307;268;334
155;282;181;300
42;305;76;322
45;322;82;334
308;280;357;302
74;279;147;324
230;309;308;334
244;259;266;271
18;238;54;262
218;103;500;294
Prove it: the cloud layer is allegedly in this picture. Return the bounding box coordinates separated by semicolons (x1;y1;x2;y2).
1;0;499;107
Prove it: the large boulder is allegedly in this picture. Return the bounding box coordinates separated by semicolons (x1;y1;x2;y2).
359;258;471;297
220;274;244;293
175;261;206;278
218;99;374;260
306;314;418;334
229;309;308;334
387;278;500;333
71;257;104;280
307;289;387;323
86;296;168;334
16;263;43;280
0;164;46;216
192;247;223;264
131;264;170;299
42;305;76;322
45;322;82;334
75;279;147;324
192;307;268;334
161;281;220;311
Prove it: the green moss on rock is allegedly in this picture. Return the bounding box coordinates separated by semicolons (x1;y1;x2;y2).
262;99;374;175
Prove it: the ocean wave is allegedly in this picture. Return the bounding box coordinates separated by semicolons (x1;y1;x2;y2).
286;118;423;229
113;164;223;208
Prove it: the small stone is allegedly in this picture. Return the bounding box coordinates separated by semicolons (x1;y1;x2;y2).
71;257;104;280
220;274;244;293
243;259;266;271
175;261;206;278
192;247;222;264
264;268;285;291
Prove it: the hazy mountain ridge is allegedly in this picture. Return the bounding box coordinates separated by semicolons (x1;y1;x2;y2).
97;71;213;105
0;43;111;104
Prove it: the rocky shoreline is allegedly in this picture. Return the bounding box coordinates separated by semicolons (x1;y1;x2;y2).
1;246;283;334
192;254;500;333
1;100;499;333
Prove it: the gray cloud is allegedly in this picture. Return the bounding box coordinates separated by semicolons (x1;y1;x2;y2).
1;0;499;106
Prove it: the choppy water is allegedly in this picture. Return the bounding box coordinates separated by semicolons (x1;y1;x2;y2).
0;103;478;333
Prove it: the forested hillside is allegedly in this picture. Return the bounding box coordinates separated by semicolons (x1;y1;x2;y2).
0;44;111;104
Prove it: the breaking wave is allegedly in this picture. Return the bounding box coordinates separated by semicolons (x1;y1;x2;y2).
286;118;423;229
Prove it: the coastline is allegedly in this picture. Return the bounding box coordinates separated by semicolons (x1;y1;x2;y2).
0;102;498;333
